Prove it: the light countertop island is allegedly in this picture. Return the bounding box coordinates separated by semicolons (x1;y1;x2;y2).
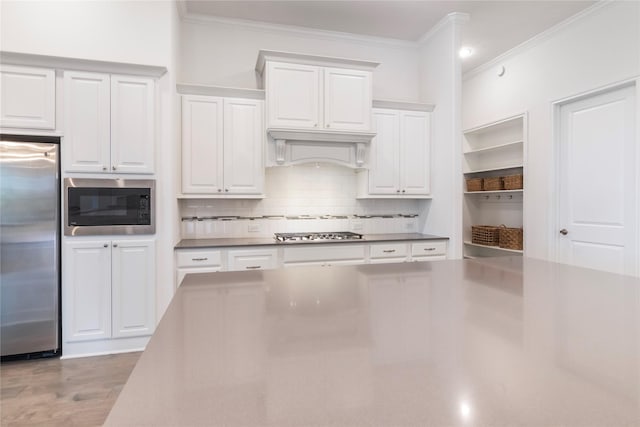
105;258;640;426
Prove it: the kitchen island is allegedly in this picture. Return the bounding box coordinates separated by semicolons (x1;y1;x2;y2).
105;258;640;426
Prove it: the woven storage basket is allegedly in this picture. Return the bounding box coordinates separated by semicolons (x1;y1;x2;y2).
471;225;501;246
483;176;503;191
499;226;523;250
503;174;523;190
466;177;483;192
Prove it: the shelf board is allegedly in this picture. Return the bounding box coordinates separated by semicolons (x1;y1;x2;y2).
463;114;525;135
463;164;523;174
463;140;523;155
464;189;523;195
464;241;523;254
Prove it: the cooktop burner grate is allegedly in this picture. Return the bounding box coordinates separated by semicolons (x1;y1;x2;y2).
274;232;363;242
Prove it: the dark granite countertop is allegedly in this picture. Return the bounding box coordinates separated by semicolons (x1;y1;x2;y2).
175;233;449;249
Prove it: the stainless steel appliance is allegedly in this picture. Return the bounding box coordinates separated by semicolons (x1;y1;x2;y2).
64;178;155;236
1;135;60;358
275;232;363;242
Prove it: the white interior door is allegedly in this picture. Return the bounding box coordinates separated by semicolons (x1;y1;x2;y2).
557;84;637;275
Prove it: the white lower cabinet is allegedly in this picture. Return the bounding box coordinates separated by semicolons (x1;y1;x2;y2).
227;248;278;271
369;243;409;264
283;244;366;267
176;248;223;288
410;240;448;261
64;239;156;346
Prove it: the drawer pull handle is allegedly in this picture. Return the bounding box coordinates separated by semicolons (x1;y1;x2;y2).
192;257;208;261
424;248;436;251
383;249;396;253
246;265;261;270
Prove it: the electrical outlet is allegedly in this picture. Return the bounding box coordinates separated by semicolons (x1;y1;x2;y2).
405;221;415;231
248;224;261;233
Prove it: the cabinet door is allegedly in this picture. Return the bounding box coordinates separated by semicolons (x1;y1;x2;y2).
400;111;431;195
111;75;155;174
111;240;156;338
324;67;372;132
63;71;111;173
223;98;264;194
368;109;400;195
266;61;320;129
0;65;55;129
63;240;112;342
182;95;224;194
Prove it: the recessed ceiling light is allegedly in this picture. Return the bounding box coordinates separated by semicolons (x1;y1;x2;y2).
459;46;474;59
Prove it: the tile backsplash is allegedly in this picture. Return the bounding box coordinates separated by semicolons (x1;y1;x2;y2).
180;163;426;238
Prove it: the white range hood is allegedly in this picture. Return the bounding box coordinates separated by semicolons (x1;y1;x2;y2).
256;50;379;168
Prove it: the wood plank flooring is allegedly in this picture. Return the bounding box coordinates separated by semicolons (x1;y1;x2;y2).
1;352;140;427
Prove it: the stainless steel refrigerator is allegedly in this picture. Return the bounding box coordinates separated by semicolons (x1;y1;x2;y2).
1;134;60;358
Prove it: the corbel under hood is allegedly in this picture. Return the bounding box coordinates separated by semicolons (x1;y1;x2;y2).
266;128;375;169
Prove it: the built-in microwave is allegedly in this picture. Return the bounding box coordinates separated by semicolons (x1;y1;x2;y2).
64;178;155;236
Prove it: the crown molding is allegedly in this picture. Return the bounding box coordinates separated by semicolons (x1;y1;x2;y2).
373;99;435;112
177;83;264;99
418;12;470;45
178;7;419;49
0;51;167;77
463;0;614;81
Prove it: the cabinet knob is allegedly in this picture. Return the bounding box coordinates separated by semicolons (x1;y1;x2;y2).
217;189;222;192
402;189;406;193
326;124;330;128
103;243;109;248
559;229;569;235
113;244;118;247
102;166;107;171
112;166;116;171
225;189;229;192
396;189;400;193
314;123;318;128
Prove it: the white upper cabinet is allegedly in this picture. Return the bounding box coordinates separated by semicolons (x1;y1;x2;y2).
64;71;155;174
63;71;111;172
265;61;372;133
223;98;265;194
181;95;224;194
110;75;155;174
266;62;320;129
359;106;432;197
323;67;372;132
400;110;431;195
181;93;264;196
0;65;55;130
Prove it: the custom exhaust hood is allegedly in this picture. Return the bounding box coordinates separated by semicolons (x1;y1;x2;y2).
256;50;379;168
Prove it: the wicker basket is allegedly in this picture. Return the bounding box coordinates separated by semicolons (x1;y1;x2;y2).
483;176;503;191
471;225;501;246
503;174;523;190
499;226;523;250
466;177;483;192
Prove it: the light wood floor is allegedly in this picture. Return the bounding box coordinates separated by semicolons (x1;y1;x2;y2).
1;352;140;427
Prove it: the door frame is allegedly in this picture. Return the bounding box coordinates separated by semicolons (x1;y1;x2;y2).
549;77;640;276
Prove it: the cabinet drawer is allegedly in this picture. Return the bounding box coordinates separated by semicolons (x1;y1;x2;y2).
283;244;366;264
370;243;408;259
227;248;278;271
176;249;223;268
411;240;447;257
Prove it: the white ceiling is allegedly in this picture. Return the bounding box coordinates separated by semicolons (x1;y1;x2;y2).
183;1;596;72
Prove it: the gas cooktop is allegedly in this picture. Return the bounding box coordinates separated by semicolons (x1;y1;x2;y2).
274;232;363;243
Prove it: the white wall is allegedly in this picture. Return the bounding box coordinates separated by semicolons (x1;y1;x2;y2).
179;16;421;101
1;0;181;324
1;1;170;67
463;1;640;261
418;15;466;259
